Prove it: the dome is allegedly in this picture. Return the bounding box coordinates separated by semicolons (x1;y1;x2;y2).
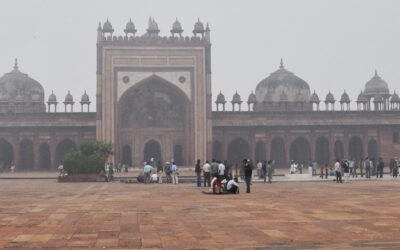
390;91;400;103
145;17;160;36
0;59;45;104
310;90;320;103
31;94;40;102
193;18;205;35
294;91;306;102
124;18;137;35
48;91;57;103
81;91;90;103
279;91;289;102
325;91;335;103
64;91;74;103
232;91;242;103
340;91;350;103
364;70;390;97
171;18;183;34
263;92;274;103
373;94;384;103
247;91;257;103
357;91;368;103
255;59;311;103
216;91;226;103
102;19;114;34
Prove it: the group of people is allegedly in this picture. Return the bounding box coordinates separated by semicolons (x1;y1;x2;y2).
0;161;15;173
141;160;179;184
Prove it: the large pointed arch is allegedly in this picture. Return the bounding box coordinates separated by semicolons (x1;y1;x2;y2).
270;137;286;168
227;138;250;166
290;137;311;165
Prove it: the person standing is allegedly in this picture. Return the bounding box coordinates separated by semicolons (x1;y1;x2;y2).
267;160;273;184
243;159;253;193
390;158;395;176
377;157;384;178
343;160;350;183
210;159;219;179
392;161;399;178
334;159;342;183
157;161;163;184
164;162;172;184
203;160;211;187
365;157;371;179
325;163;329;179
262;161;267;183
359;159;364;178
218;161;225;181
195;159;202;187
143;162;153;184
256;161;262;179
171;162;178;185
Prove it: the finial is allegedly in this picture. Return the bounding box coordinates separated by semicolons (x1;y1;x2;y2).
280;58;284;69
206;22;210;31
374;69;378;76
97;22;102;30
198;18;200;22
13;58;18;70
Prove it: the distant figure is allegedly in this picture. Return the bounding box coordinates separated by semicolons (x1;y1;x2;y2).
392;161;398;178
262;161;267;183
227;177;240;194
256;161;262;179
267;160;273;184
164;162;172;184
195;159;202;187
343;160;350;183
243;159;252;193
210;159;219;179
377;157;384;178
58;163;64;177
10;162;15;173
171;162;179;184
365;157;371;179
325;163;329;179
143;162;153;184
218;161;225;181
157;161;163;184
151;173;158;183
334;159;342;183
203;160;211;187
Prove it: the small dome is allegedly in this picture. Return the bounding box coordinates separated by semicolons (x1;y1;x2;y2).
325;91;335;103
390;91;400;103
356;91;368;103
247;91;257;103
81;91;90;103
340;91;350;103
216;91;226;103
263;92;274;103
193;18;205;35
171;18;183;34
146;17;160;36
48;91;57;103
373;94;384;103
279;91;289;102
295;91;306;102
64;91;74;103
0;93;9;102
310;90;320;103
232;91;242;103
31;94;40;102
102;19;114;34
124;18;137;35
15;93;24;102
364;70;390;97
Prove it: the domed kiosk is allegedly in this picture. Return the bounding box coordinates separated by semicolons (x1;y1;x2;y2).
0;59;45;113
254;59;312;111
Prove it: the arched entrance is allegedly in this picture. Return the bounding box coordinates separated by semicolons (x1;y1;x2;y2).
144;140;162;164
368;139;378;160
20;139;34;170
56;139;77;166
212;141;223;161
255;141;266;162
290;137;311;165
349;136;363;161
334;140;344;160
0;139;13;170
39;143;51;169
316;137;330;165
119;76;188;166
227;138;250;166
270;137;286;168
122;145;132;166
173;145;183;165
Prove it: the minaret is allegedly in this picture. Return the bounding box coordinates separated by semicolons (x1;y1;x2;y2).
205;23;210;42
97;22;102;42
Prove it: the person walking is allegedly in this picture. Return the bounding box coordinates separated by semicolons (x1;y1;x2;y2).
157;161;163;184
334;159;342;183
256;161;262;179
143;162;153;184
343;160;350;183
203;160;211;187
365;157;371;179
243;159;253;193
267;160;273;184
325;163;329;179
195;159;202;187
392;161;398;178
377;157;384;178
359;159;364;178
164;162;172;184
171;162;179;185
262;161;267;183
210;159;219;179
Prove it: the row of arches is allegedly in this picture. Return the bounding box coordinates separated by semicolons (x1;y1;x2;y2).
121;139;184;166
213;136;378;168
0;138;77;170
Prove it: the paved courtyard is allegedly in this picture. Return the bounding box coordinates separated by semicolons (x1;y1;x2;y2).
0;180;400;249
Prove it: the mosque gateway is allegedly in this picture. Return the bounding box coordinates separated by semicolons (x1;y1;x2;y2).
0;18;399;170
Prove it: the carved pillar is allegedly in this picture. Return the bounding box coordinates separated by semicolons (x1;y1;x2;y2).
33;138;40;170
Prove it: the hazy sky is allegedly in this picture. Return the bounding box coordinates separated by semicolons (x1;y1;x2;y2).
1;0;399;110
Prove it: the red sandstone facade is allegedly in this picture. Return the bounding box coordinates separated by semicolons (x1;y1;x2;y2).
0;18;399;170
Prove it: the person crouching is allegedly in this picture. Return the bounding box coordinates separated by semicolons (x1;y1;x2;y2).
227;177;240;194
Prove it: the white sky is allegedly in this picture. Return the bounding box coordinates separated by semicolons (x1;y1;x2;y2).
1;0;399;111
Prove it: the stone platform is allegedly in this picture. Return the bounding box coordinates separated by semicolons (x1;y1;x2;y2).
0;179;400;248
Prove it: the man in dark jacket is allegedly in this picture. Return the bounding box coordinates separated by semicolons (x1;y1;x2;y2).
243;159;253;193
195;159;202;187
377;157;384;178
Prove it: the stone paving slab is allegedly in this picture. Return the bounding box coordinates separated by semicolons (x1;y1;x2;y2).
1;180;400;249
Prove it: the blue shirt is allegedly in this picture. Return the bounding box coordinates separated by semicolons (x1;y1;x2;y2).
144;165;153;173
171;164;177;172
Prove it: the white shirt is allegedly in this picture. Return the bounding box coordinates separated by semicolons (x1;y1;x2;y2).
151;174;158;181
218;163;225;175
227;180;239;190
203;163;211;172
334;162;341;172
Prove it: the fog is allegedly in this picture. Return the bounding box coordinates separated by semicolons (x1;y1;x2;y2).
1;0;399;111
